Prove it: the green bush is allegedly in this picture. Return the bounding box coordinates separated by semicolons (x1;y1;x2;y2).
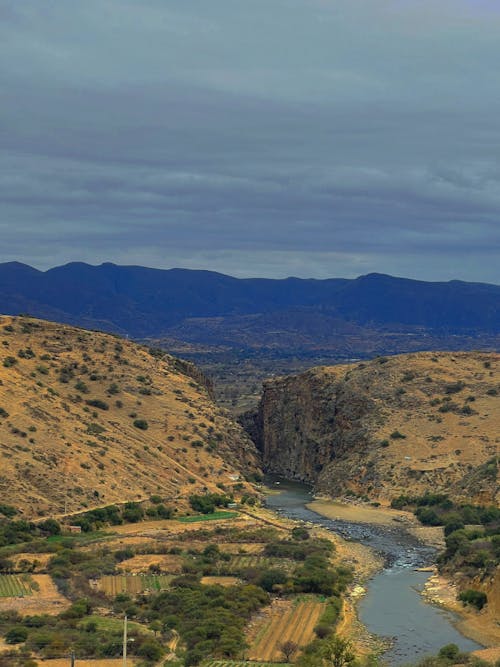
86;399;109;411
458;589;487;610
5;626;28;644
133;419;148;430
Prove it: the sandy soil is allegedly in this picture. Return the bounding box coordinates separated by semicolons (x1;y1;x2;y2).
309;499;414;526
310;498;446;549
0;574;70;616
423;570;500;648
472;647;500;662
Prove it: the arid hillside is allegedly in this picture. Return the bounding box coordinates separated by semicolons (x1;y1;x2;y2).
250;351;499;505
0;316;259;518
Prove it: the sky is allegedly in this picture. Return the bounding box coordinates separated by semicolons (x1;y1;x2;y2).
1;0;500;283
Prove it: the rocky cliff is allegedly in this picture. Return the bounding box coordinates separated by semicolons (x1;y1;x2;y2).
250;352;499;504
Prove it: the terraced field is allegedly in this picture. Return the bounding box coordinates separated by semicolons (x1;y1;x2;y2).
98;574;173;596
248;598;326;662
0;574;35;597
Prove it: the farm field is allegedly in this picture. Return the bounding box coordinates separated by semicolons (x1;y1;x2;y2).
0;574;35;597
200;576;240;586
117;553;184;574
0;574;69;616
247;598;326;662
97;574;173;596
228;555;294;573
205;662;291;667
220;543;264;554
35;660;138;666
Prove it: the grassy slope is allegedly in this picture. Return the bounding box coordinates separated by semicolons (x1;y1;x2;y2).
0;316;259;518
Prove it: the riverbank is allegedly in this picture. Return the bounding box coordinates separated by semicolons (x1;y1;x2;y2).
423;569;500;649
309;498;500;653
260;488;387;656
308;499;445;549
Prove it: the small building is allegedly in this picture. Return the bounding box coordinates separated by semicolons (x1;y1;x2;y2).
66;525;82;534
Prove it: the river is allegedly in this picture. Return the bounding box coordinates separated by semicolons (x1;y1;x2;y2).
264;478;481;665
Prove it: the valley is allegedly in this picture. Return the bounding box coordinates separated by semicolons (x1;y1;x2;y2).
0;315;498;667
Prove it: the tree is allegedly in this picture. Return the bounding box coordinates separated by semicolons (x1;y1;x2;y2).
320;637;355;667
281;640;298;661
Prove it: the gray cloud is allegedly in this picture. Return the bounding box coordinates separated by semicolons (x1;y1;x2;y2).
1;0;499;282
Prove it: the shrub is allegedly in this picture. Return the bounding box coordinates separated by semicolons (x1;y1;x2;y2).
133;419;148;430
444;381;465;394
122;502;144;523
458;589;487;610
85;399;109;411
75;380;89;393
390;430;406;439
3;356;17;368
5;626;28;644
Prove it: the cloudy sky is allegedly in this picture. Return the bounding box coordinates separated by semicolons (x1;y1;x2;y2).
1;1;499;282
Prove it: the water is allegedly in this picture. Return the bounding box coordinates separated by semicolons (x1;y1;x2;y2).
264;478;481;665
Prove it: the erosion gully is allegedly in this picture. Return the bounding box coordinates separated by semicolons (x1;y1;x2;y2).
264;478;481;666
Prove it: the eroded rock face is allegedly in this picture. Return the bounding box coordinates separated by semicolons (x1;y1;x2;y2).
249;352;500;504
254;367;374;484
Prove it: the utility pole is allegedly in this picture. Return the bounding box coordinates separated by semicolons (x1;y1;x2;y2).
123;614;128;667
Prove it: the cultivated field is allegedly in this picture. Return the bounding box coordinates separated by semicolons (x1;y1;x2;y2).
205;662;291;667
0;574;35;597
35;660;138;667
220;543;264;554
97;574;173;596
117;553;184;574
200;576;240;587
229;555;293;573
247;598;326;662
0;574;69;616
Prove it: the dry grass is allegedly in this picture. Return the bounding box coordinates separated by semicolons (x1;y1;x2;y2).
0;315;259;518
118;553;183;574
310;351;500;504
10;552;53;572
200;576;240;586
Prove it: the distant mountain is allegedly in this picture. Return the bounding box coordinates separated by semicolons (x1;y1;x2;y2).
0;262;499;349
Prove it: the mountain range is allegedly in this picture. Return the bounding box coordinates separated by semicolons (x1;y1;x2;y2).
0;262;499;355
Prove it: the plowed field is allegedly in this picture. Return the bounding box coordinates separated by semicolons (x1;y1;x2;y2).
98;574;173;596
248;599;325;661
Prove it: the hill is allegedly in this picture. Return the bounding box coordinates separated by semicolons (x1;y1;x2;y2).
0;315;259;518
248;351;500;505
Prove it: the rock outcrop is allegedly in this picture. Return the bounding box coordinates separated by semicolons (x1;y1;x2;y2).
249;352;499;504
